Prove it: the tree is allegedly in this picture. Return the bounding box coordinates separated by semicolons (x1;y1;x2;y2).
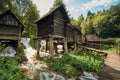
0;0;40;37
77;14;84;30
23;4;40;37
81;12;94;37
50;0;64;10
70;17;79;29
87;10;94;16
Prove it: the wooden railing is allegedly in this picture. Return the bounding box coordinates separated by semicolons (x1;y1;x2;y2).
82;42;120;54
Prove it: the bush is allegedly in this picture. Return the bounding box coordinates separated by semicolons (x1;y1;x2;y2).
46;50;105;77
101;38;120;45
15;44;28;63
29;38;36;49
0;56;29;80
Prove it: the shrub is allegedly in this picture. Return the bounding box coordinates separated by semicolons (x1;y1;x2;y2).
46;50;105;77
0;56;29;80
29;38;36;49
15;44;28;63
101;38;120;45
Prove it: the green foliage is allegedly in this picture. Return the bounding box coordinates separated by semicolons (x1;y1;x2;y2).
0;0;40;38
15;44;27;63
101;38;120;45
81;15;95;36
0;44;6;52
80;3;120;38
46;50;105;77
103;47;117;54
50;0;63;10
29;38;36;49
70;15;84;31
23;4;39;37
34;53;41;60
0;56;29;80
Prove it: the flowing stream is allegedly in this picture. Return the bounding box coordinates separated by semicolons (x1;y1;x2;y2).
20;38;98;80
0;45;16;57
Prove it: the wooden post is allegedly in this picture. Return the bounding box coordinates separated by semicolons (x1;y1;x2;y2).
63;38;68;53
18;27;21;48
46;39;49;53
49;37;54;56
36;39;40;55
54;42;57;53
74;43;77;53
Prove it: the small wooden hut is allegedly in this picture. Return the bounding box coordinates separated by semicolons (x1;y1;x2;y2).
85;34;101;43
0;10;24;46
66;24;82;52
84;34;101;49
35;4;70;56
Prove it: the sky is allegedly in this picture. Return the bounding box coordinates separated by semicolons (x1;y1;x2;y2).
32;0;120;19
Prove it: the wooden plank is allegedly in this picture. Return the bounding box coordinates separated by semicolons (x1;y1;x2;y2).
46;39;49;52
0;34;19;40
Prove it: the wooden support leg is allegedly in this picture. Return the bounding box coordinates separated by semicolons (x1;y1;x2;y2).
46;39;49;53
49;38;54;56
74;43;77;53
18;39;20;48
54;43;57;53
36;39;40;55
63;38;68;53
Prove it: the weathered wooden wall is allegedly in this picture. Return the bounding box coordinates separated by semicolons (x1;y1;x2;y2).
53;9;64;36
37;20;53;37
74;30;81;44
66;25;74;43
0;10;23;46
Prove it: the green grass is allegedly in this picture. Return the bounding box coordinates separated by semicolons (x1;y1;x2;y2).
103;47;117;54
45;50;105;77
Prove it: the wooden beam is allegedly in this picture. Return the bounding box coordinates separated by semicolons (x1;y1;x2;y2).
49;37;54;56
36;39;40;55
63;38;68;53
46;39;49;53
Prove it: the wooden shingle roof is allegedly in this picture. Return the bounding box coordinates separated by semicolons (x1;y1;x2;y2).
85;34;101;42
0;10;24;32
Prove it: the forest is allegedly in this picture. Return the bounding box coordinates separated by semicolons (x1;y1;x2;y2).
71;3;120;38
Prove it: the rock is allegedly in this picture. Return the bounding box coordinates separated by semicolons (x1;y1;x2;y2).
54;75;65;80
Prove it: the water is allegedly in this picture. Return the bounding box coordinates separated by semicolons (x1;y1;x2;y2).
20;38;98;80
20;38;36;64
0;46;16;57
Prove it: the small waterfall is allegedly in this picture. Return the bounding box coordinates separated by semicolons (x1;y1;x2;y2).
20;38;36;64
0;46;16;57
20;38;99;80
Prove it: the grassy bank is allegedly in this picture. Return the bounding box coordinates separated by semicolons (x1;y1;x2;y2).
45;50;105;77
0;57;29;80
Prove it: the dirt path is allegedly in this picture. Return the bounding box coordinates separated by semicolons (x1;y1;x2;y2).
99;53;120;80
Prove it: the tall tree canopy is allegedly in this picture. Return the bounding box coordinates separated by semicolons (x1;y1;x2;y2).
80;3;120;38
50;0;64;10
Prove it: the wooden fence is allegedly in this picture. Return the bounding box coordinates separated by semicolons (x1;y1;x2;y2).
82;42;120;54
